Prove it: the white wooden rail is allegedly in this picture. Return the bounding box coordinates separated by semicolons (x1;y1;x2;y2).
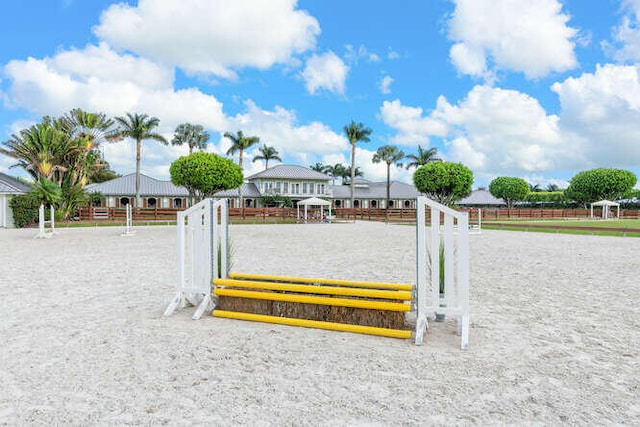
164;198;228;319
415;196;470;349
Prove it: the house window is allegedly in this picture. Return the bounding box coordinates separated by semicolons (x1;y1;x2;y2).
292;183;300;194
120;197;130;206
335;200;342;207
318;184;324;194
265;182;273;193
283;182;289;193
354;200;360;208
388;200;394;208
404;200;411;208
174;198;183;208
371;200;378;208
302;183;308;194
274;182;282;193
308;183;315;194
147;198;157;208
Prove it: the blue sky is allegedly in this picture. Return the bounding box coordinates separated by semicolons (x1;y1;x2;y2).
1;0;640;189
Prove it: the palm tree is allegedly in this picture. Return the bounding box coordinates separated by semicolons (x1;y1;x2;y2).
341;165;363;185
224;130;260;169
114;113;168;207
224;130;260;211
310;162;325;172
372;145;405;212
322;163;346;185
0;121;71;184
405;145;440;170
343;121;372;208
171;123;210;154
252;144;282;170
546;183;560;192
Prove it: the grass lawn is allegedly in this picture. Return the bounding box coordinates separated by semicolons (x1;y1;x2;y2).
483;218;640;229
482;218;640;237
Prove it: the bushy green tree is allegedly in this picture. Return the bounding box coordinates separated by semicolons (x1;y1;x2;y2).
170;152;243;201
489;177;530;209
413;161;473;206
565;168;637;206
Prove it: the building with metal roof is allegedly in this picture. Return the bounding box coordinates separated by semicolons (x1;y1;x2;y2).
86;173;189;208
329;179;421;209
457;189;505;207
1;172;32;228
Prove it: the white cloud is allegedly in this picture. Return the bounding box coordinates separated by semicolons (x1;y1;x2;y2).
608;1;640;62
551;63;640;167
224;100;349;174
344;44;381;64
3;44;226;132
379;76;393;94
93;0;320;79
301;51;349;95
379;99;448;146
447;0;578;79
382;87;565;179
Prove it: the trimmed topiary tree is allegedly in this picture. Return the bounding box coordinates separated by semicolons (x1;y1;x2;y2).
170;152;243;202
565;168;637;207
413;161;473;206
489;177;530;209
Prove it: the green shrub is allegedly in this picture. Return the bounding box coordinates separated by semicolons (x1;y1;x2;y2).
9;193;41;228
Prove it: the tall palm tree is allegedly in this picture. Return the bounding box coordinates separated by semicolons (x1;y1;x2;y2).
224;130;260;210
372;145;405;211
224;130;260;169
114;113;168;207
252;144;282;170
405;145;440;170
171;123;210;154
343;121;372;208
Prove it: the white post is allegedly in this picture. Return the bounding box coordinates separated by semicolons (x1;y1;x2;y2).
49;205;56;234
415;196;428;345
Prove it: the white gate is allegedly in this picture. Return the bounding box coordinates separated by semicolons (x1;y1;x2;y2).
164;198;228;319
415;196;470;349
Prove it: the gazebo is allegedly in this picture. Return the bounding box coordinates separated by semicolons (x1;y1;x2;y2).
297;197;332;223
590;200;620;219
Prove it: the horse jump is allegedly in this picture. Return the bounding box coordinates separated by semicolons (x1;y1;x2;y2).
165;196;470;349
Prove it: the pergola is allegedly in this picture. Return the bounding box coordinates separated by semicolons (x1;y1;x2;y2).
590;200;620;219
297;197;332;223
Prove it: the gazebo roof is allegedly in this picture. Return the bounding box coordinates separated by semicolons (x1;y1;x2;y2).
297;197;331;206
591;200;620;206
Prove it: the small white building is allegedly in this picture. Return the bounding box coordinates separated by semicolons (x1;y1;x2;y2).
0;172;32;228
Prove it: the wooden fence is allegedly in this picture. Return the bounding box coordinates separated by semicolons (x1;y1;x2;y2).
77;205;640;223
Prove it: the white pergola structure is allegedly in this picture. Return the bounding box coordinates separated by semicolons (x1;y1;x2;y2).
297;197;332;223
590;200;620;219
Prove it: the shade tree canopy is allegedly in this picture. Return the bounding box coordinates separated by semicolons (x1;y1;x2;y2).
489;176;530;209
170;152;243;201
413;161;473;206
565;168;637;206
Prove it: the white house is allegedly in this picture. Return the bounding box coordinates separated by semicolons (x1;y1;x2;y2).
0;172;32;228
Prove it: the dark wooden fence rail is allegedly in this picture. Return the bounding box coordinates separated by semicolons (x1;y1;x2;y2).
77;206;640;222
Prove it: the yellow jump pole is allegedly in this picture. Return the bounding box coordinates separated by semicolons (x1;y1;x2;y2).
228;272;413;291
214;310;412;339
214;288;411;312
214;279;412;301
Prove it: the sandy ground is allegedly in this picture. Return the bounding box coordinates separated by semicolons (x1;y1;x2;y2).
0;222;638;425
